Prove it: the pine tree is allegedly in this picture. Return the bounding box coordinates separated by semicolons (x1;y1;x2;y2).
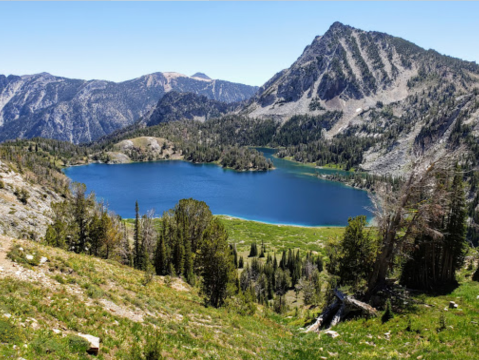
382;299;394;323
259;246;265;258
238;256;244;269
274;268;291;313
401;167;468;289
249;242;258;257
72;183;89;253
280;250;287;270
335;215;376;292
174;226;185;276
184;239;194;285
155;231;168;276
441;169;467;282
259;240;266;258
231;244;238;268
198;218;236;308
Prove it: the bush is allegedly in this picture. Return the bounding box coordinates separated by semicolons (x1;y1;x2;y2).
0;319;25;344
67;334;90;353
437;313;447;332
31;335;65;355
86;285;104;299
7;245;41;267
129;331;164;360
143;262;155;286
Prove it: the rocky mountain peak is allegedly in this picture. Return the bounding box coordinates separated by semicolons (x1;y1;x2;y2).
245;22;479;126
191;72;212;80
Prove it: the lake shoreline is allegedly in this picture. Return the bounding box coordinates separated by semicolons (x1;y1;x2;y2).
65;148;374;226
215;214;346;229
65;157;275;172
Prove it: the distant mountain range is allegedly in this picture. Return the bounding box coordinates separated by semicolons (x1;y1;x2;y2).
0;72;258;143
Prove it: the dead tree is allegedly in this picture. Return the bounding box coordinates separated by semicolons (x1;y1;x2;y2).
306;289;377;332
366;153;458;298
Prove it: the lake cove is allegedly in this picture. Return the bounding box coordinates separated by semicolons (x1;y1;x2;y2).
63;148;372;226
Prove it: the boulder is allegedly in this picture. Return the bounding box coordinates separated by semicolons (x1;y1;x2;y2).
26;254;34;260
77;333;100;355
39;257;48;265
449;301;458;309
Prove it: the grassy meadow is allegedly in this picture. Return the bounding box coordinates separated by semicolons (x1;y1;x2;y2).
1;218;478;359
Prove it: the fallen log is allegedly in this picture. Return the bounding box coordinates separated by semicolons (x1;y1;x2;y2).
329;303;347;328
306;289;378;332
305;300;340;333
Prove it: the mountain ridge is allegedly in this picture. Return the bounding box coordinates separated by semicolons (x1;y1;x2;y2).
244;21;479;126
0;71;258;144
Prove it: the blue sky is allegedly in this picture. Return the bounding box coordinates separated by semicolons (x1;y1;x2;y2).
1;2;478;86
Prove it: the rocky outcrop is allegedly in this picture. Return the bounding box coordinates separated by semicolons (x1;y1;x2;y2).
0;160;61;240
0;72;258;144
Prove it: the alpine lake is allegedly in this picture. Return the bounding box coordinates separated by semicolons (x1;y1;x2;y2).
63;148;372;226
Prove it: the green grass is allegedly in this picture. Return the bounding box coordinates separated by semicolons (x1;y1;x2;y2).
2;222;477;359
217;216;343;254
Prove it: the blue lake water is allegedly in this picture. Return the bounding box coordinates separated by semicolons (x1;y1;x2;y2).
63;148;372;226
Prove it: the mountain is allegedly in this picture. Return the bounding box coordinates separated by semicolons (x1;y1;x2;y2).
141;91;238;127
191;72;212;80
245;22;479;123
244;22;479;175
0;72;258;144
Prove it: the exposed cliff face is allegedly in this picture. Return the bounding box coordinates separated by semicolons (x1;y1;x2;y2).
244;22;479;176
0;159;62;240
0;72;258;144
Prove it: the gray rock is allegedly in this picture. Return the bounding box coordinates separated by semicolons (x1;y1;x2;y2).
449;301;458;309
77;333;100;355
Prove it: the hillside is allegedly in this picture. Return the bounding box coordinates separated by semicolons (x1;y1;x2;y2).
0;72;258;144
1;221;479;360
0;235;296;359
141;91;238;127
